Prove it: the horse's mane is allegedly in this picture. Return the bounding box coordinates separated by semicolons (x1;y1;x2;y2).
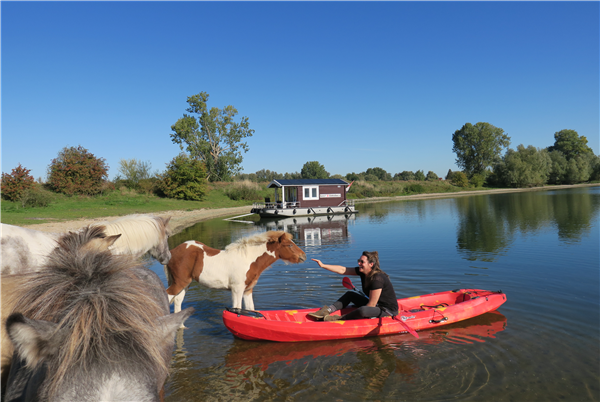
225;231;291;252
93;214;170;255
8;226;168;399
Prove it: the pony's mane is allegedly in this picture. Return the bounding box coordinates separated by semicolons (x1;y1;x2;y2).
225;231;291;251
9;226;168;398
93;214;170;255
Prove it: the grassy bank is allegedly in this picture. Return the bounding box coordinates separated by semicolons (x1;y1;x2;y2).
3;180;592;227
1;184;257;226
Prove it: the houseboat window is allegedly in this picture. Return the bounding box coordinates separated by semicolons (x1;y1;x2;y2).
303;186;319;200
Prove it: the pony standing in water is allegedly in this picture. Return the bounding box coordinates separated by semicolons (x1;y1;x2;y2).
2;225;193;402
165;231;306;315
1;214;172;275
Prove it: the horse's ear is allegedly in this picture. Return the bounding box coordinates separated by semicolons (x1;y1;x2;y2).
6;313;65;368
156;307;194;342
104;234;121;248
278;232;290;243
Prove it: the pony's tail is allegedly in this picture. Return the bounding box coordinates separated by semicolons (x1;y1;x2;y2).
164;264;173;287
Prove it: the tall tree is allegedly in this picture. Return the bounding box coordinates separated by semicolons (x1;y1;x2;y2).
452;122;510;177
170;92;254;182
547;129;593;160
301;161;329;179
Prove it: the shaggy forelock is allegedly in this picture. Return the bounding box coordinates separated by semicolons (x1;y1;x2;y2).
9;226;169;399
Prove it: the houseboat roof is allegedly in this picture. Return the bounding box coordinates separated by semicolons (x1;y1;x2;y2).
267;179;349;188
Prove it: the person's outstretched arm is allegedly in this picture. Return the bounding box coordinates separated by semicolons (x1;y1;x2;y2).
311;259;357;275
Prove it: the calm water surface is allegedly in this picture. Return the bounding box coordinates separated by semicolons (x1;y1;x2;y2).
149;187;599;401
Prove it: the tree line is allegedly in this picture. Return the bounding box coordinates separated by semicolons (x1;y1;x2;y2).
452;123;600;187
3;92;598;206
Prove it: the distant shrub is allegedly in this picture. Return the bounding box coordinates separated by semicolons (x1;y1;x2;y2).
470;173;485;188
414;170;426;181
137;178;161;195
451;172;469;187
405;183;425;194
160;154;208;201
47;145;109;195
224;180;262;201
20;185;54;208
1;164;35;202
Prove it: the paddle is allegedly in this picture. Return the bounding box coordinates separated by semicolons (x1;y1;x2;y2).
342;277;419;338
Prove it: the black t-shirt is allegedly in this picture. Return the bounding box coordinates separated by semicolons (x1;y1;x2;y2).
354;267;399;314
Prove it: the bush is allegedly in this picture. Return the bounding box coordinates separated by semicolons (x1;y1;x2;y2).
137;178;161;195
19;185;54;208
1;164;35;202
47;145;109;195
470;173;485;188
224;180;262;201
414;170;426;181
405;183;424;194
451;172;469;187
160;154;208;201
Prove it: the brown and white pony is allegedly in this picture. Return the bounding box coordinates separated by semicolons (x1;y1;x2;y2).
2;225;193;401
165;231;306;315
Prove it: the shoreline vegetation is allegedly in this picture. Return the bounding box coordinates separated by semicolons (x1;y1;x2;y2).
6;183;597;235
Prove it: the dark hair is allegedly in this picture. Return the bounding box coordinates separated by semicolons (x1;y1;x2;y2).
362;250;384;283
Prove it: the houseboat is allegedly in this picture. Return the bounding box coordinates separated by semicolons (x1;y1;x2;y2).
251;179;357;218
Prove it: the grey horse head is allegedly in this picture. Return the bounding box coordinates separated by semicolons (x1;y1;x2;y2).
3;225;193;401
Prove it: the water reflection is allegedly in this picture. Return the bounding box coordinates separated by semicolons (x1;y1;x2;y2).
255;215;354;247
455;188;600;261
224;311;506;374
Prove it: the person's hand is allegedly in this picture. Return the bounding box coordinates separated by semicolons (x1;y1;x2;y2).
311;258;325;268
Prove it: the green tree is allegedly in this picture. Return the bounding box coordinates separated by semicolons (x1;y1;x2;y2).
451;171;469;187
494;145;552;188
548;129;593;160
397;171;415;181
425;171;439;181
548;151;569;184
47;145;109;195
170;92;254;182
365;167;391;181
452;122;510;177
445;169;456;181
414;170;426;181
1;164;35;202
160;154;208;201
301;161;329;179
115;159;152;188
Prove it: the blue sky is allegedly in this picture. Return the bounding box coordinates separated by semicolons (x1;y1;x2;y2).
2;1;598;181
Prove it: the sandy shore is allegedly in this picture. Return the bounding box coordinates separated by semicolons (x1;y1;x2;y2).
22;183;598;235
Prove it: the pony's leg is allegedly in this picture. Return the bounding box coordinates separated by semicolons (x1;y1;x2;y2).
230;286;244;309
242;290;255;311
171;286;188;314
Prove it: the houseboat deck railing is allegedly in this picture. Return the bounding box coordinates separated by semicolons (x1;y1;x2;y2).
252;199;354;210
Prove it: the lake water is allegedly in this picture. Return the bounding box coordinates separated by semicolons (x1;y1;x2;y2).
149;186;599;401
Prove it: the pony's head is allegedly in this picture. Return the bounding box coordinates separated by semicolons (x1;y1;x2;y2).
98;214;172;264
265;231;307;264
4;225;193;401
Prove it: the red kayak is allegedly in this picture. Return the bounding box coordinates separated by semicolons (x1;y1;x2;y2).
223;288;507;342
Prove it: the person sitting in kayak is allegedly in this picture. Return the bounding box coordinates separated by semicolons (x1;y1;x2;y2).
308;251;399;321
